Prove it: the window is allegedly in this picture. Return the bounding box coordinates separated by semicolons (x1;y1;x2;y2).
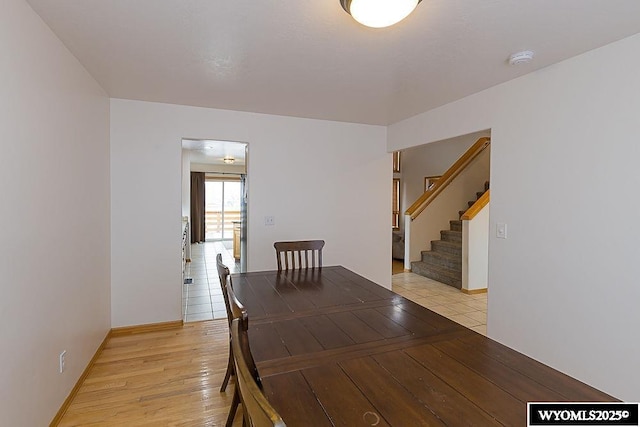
392;151;401;173
392;178;400;229
392;151;401;229
204;178;241;240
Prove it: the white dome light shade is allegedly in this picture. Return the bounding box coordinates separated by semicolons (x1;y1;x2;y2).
342;0;421;28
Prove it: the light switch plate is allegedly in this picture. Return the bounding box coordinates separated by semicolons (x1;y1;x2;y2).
496;223;507;239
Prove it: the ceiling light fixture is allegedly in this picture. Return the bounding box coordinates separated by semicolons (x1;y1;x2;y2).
222;156;235;164
340;0;421;28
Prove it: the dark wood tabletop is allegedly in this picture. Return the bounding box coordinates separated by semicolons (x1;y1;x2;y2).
232;266;613;426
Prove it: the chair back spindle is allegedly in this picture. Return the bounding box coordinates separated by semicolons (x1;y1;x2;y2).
273;240;324;270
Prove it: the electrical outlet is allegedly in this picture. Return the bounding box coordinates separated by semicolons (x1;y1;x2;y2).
59;351;66;373
264;216;275;226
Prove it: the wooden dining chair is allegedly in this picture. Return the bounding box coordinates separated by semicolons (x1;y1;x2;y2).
230;317;286;427
273;240;325;270
216;253;235;393
224;282;260;427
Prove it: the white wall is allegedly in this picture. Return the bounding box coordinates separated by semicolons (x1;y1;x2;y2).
400;130;489;230
389;33;640;401
462;204;489;291
111;99;390;327
190;162;246;174
181;149;191;218
0;0;111;424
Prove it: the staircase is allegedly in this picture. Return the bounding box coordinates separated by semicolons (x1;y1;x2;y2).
411;181;489;289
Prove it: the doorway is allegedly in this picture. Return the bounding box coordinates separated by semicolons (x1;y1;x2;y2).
181;139;248;322
390;131;490;334
182;138;248;270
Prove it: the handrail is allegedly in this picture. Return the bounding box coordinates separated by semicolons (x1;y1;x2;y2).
461;190;490;220
405;137;491;220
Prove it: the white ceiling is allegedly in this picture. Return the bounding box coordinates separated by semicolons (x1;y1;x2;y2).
182;139;247;166
27;0;640;125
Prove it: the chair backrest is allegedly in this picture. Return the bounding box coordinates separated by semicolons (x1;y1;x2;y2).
231;318;286;427
273;240;325;270
226;280;245;322
225;281;262;388
216;253;233;326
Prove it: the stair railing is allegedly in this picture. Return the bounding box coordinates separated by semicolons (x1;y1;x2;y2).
461;190;490;220
405;137;491;220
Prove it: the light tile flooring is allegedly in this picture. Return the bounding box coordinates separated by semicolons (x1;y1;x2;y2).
184;243;487;335
392;272;487;335
183;241;239;323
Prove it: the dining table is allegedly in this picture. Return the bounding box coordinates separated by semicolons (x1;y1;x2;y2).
231;266;614;426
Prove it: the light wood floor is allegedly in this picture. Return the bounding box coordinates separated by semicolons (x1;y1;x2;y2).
58;320;242;426
392;259;404;275
58;271;484;426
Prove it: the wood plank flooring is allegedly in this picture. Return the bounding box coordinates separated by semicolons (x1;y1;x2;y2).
56;308;614;426
392;259;404;274
57;320;241;426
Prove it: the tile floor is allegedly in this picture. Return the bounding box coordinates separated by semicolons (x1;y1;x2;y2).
184;243;487;336
392;272;487;335
182;241;239;322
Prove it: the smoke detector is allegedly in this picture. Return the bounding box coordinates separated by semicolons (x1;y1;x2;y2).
508;50;534;65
